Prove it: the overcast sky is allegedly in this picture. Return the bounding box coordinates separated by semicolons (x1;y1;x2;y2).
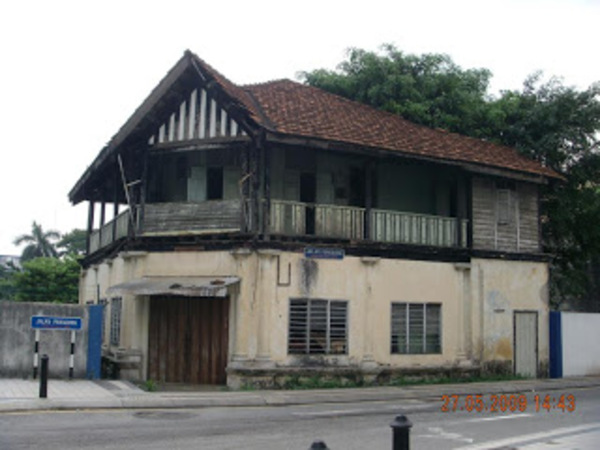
0;0;598;255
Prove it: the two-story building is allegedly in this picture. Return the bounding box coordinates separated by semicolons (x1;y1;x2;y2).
70;50;560;387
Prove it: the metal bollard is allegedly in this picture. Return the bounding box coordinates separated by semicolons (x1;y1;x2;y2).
39;354;49;399
390;415;412;450
309;440;329;449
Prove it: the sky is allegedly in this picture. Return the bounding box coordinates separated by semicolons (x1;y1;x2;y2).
0;0;598;255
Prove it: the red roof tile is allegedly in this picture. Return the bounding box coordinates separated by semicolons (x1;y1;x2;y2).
238;79;558;179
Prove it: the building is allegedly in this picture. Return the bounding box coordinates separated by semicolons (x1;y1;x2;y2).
69;51;560;387
0;255;21;270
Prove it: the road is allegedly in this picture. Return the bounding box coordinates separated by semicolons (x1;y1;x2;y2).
1;386;598;449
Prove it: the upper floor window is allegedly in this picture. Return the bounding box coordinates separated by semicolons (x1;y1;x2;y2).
391;302;441;354
288;298;347;355
496;181;516;225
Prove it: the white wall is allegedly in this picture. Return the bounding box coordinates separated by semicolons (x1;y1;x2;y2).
562;312;600;376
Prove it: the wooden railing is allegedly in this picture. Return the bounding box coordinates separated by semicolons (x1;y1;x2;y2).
269;199;468;247
269;200;306;235
370;209;468;247
89;210;133;254
89;200;469;255
315;204;365;240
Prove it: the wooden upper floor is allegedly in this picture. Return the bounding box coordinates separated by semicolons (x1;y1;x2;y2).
70;51;555;263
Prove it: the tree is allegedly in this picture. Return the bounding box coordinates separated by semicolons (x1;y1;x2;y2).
13;221;60;262
0;262;17;300
302;46;600;310
12;256;80;303
300;45;494;137
57;229;87;256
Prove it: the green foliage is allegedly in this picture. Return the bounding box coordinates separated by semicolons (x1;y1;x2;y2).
143;379;158;392
300;45;494;137
13;256;80;303
57;229;87;256
302;46;600;310
0;263;17;300
13;221;60;262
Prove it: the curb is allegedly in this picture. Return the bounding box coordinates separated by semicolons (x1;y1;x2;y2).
1;377;599;414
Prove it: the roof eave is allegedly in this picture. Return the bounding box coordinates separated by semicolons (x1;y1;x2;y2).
264;131;558;184
69;52;196;204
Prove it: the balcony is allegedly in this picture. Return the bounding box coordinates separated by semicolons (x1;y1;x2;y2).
88;199;468;255
269;200;468;247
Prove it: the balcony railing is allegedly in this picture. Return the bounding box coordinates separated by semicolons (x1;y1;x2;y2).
370;209;468;247
88;199;469;255
270;199;468;247
89;210;132;253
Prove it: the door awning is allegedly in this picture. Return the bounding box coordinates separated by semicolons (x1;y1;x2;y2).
106;276;239;298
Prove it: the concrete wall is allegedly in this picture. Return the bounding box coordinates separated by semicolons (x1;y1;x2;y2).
472;258;549;375
561;312;600;376
0;301;89;378
81;248;550;384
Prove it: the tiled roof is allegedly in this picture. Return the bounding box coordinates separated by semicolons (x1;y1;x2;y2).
237;79;559;179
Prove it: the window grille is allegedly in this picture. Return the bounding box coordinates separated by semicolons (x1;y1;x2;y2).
391;303;441;354
288;299;347;355
109;297;122;347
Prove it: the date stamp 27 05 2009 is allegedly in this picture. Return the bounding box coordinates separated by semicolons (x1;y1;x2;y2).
441;393;576;413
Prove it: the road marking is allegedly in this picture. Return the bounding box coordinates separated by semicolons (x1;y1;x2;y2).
291;402;430;418
456;423;600;449
293;408;371;417
466;413;532;422
419;427;474;444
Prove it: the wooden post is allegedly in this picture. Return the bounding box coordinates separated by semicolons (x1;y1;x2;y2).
364;160;374;240
113;164;120;239
456;175;469;248
138;147;149;235
262;140;271;239
251;142;260;235
99;201;106;245
241;144;250;232
86;200;95;255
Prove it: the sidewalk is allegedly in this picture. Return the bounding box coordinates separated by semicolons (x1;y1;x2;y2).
1;376;600;413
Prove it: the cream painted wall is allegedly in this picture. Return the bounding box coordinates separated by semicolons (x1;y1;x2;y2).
79;249;549;379
472;258;549;370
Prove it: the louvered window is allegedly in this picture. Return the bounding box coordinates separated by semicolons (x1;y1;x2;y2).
391;303;441;354
288;299;348;355
496;181;516;225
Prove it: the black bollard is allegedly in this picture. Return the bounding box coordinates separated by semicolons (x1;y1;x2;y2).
39;354;49;399
309;440;329;449
390;415;412;450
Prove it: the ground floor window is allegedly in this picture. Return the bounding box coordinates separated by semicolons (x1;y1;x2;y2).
109;297;122;347
288;298;348;355
391;302;441;354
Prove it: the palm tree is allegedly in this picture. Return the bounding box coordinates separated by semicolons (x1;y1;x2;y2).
13;221;60;262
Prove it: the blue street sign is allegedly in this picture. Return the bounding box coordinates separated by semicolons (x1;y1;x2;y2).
304;247;345;260
31;316;82;330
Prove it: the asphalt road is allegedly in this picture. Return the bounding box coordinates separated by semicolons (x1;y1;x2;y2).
1;386;599;449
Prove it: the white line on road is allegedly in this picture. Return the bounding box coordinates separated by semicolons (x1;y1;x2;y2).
456;423;600;449
292;408;371;417
465;413;532;422
291;403;428;418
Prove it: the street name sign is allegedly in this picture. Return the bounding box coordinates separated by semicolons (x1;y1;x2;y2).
304;247;345;260
31;316;82;330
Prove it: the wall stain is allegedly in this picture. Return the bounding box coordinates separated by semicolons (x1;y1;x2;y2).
300;259;318;296
494;338;513;360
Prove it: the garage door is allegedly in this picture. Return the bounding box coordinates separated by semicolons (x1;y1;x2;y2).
148;296;229;384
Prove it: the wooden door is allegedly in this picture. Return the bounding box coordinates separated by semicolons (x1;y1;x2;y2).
148;296;229;384
514;311;538;378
